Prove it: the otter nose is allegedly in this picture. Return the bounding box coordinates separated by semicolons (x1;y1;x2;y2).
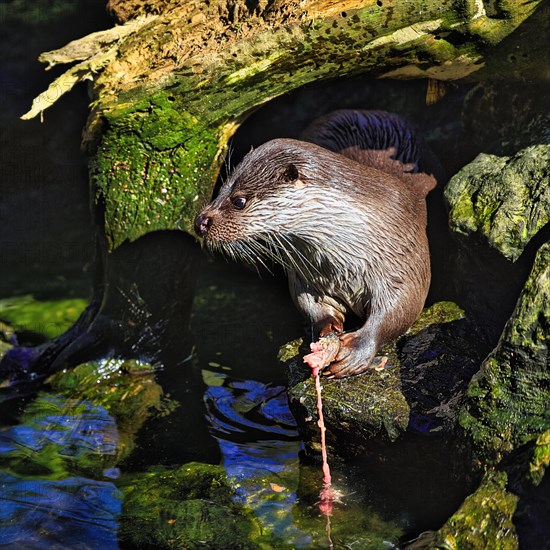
194;213;212;237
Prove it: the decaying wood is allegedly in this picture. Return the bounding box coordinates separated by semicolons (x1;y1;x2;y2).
22;0;544;248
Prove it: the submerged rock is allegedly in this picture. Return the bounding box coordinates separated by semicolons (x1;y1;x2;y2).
117;462;262;549
47;358;176;462
283;302;482;458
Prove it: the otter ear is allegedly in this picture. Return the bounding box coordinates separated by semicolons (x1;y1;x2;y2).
282;163;299;182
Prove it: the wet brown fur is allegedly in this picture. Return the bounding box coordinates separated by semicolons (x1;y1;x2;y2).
195;110;438;378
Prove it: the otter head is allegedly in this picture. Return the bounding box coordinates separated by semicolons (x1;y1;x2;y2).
194;138;331;269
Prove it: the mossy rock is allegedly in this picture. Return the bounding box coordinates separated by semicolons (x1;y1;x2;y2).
118;463;262;549
0;394;118;480
47;358;176;461
432;471;519;550
445;145;550;262
460;243;550;468
0;295;88;339
0;321;13;361
530;430;550;487
283;301;478;456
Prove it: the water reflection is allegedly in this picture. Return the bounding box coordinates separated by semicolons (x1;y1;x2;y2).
0;395;122;549
203;370;312;547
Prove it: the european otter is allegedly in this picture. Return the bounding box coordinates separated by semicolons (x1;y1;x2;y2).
195;110;438;378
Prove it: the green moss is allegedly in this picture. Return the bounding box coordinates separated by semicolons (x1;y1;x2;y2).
433;471;518;549
530;430;550;486
277;338;303;363
445;146;550;261
1;394;116;480
460;243;550;467
93;93;222;248
408;301;465;336
48;358;177;461
0;295;88;338
118;463;263;549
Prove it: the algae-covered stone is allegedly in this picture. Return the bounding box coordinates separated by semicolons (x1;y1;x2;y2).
284;302;479;456
48;358;176;461
289;352;410;453
432;471;519;550
445;145;550;262
530;430;550;486
460;243;550;467
0;321;14;361
0;393;119;480
0;357;175;480
0;295;88;339
118;463;262;549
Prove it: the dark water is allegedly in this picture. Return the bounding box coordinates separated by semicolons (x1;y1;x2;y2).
0;255;471;549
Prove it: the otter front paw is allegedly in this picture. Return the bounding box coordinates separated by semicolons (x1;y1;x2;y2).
322;332;377;378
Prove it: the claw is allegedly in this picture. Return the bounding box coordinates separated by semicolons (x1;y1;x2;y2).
315;315;344;338
372;356;388;371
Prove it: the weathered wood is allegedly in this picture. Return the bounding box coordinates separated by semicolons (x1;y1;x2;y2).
23;0;543;248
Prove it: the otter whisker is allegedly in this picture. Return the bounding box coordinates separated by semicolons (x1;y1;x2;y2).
226;238;275;275
276;233;321;282
246;237;287;273
242;240;274;275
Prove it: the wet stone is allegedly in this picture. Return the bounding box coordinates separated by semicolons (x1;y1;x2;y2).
432;471;519;550
445;144;550;262
460;242;550;468
283;302;482;458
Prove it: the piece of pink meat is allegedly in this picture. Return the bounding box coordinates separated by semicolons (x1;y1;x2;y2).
303;333;341;375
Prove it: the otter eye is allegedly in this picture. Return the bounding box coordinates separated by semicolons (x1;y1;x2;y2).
231;196;247;210
282;163;299;182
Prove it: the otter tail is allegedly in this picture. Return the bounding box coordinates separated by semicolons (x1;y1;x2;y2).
300;110;442;197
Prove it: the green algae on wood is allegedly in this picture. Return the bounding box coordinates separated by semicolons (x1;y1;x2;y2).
444;145;550;262
91;95;223;248
0;296;88;339
460;243;550;468
432;471;519;550
23;0;543;249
